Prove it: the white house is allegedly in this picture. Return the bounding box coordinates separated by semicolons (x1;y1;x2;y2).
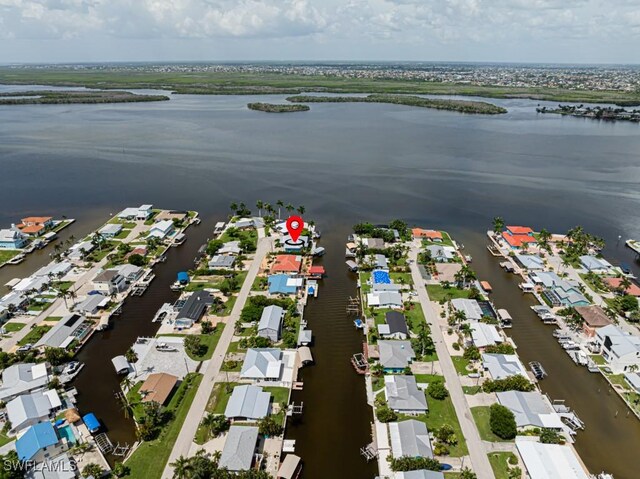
92;270;127;295
482;353;529;380
6;389;62;433
118;204;153;220
257;305;285;342
579;255;612;273
148;219;175;239
470;323;503;348
594;325;640;374
98;223;122;238
367;291;403;309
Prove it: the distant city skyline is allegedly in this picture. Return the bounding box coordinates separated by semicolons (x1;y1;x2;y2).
1;0;640;64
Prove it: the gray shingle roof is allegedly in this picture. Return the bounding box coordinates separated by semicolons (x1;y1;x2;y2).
389;419;433;458
385;375;428;412
378;340;415;369
496;391;558;428
219;425;259;471
224;385;270;420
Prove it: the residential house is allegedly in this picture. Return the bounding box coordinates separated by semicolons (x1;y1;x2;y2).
12;275;50;294
25;453;76;479
496;391;565;432
603;277;640;297
139;373;178;405
378;340;416;372
241;348;283;381
372;282;403;293
208;255;236;269
74;294;108;316
224;385;271;420
92;270;127;295
482;353;529;380
0;363;51;402
6;389;62;433
258;305;285;342
377;311;409;340
114;264;144;283
35;313;89;349
67;240;94;260
531;271;589;307
219;241;242;255
367;291;403;309
148;219;175;239
451;298;483;321
234;217;262;229
384;375;428;414
579;255;612;273
389;419;433;459
0;226;28;249
394;471;445;479
219;425;259;472
15;422;68;463
515;437;590;479
18;217;54;236
33;261;72;279
282;234;309;252
412;229;443;242
574;305;612;338
502;225;537;249
470;323;503;348
594;325;640;373
369;254;389;270
117;205;153;220
98;223;122;238
0;291;28;311
624;372;640;393
425;245;456;262
515;254;545;271
175;290;213;328
270;255;302;274
268;274;302;295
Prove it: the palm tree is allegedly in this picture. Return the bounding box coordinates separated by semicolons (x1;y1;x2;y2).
170;456;192;479
538;228;552;251
256;200;264;217
276;200;284;219
492;216;505;234
297;205;306;216
67;288;77;307
57;289;68;309
285;203;294;215
229;202;238;216
211;450;222;467
620;276;632;294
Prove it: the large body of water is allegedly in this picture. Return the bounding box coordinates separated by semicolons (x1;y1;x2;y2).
1;86;639;478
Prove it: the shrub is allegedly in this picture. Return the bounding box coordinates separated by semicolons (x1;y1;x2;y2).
452;342;461;351
389;456;441;472
463;345;481;361
483;375;534;393
258;416;283;437
428;380;449;400
435;424;458;445
489;404;517;440
128;253;145;266
433;442;450;456
540;428;565;444
484;343;515;355
376;406;398;423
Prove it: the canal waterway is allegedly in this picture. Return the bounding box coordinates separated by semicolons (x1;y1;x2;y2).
0;86;639;477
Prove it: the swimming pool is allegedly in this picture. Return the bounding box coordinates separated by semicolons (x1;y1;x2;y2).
372;270;391;284
57;425;77;444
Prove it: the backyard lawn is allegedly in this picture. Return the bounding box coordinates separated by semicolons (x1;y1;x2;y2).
451;356;472;376
471;406;513;443
488;452;518;479
426;284;472;302
18;325;52;345
0;250;21;265
2;322;26;332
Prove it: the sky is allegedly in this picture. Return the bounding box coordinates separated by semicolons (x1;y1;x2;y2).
1;0;639;64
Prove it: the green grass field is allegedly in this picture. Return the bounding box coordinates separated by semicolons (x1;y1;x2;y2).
18;325;52;345
488;452;519;479
426;284;472;302
471;406;513;443
2;322;26;332
0;250;21;265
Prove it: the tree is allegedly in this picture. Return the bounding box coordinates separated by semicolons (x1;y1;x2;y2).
124;348;138;363
229;202;238;215
82;463;104;478
463;345;480;361
0;450;24;479
483;375;534;393
460;468;478;479
184;335;204;357
435;424;458;445
389;456;441;472
375;405;398;423
538;228;552;252
276;200;284;219
256;200;264;217
489;403;517;440
258;416;283;437
44;347;73;366
540;428;564;444
201;413;230;438
492;216;505;234
201;320;215;335
170;456;192;479
128;253;145;266
297;205;306;215
112;462;130;477
428;380;449;400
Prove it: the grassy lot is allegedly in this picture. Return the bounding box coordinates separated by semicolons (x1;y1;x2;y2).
28;301;53;313
52;281;74;292
404;303;427;332
422;231;454;247
222;296;238;316
390;272;413;286
0;431;14;447
219;228;258;250
252;275;268;291
2;322;26;332
164;329;224;361
471;406;512;443
607;374;629;389
590;354;606;365
44;316;63;322
125;382;145;423
18;325;52;345
451;356;471;376
0;250;21;264
372;376;385;391
194;382;238;444
263;386;290;408
360;272;372;294
488;452;518;479
579;273;609;294
426;284;471;302
462;385;482;395
126;373;202;478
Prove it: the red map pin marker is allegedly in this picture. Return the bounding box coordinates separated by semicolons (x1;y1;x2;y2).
286;216;304;243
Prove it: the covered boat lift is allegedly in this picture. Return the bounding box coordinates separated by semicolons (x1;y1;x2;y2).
111;355;130;374
298;346;313;366
277;454;302;479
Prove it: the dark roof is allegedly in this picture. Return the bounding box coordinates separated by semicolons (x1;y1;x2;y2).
178;291;214;321
385;311;409;335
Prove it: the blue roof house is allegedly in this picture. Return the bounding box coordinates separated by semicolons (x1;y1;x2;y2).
268;274;298;295
16;422;66;463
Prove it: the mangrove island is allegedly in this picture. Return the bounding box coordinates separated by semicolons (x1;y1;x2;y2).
247;102;310;113
0;90;170;105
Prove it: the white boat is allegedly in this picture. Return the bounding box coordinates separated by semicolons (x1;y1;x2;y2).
562;341;580;351
155;343;178;352
172;233;186;246
7;254;26;265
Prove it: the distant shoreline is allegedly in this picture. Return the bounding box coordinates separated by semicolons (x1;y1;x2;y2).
0;90;169;105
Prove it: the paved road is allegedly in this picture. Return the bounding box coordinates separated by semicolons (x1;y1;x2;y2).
162;234;273;478
409;243;495;479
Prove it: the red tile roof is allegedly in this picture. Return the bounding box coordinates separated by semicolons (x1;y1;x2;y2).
308;266;325;275
271;255;302;273
603;277;640;297
506;226;534;235
20;216;53;225
412;228;443;239
502;232;537;247
18;224;45;234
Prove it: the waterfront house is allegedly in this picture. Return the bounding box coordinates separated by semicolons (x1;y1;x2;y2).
515;437;590;479
268;274;301;295
15;422;67;463
74;294;108;316
67;240;95;260
502;226;537;249
470;323;503;348
148;219;175;239
384;375;428;414
367;291;403;309
451;298;484;321
35;313;90;349
98;223;122;238
372;282;403;293
270;255;302;274
25;453;76;479
574;305;612;338
17;217;54;236
378;340;416;372
579;255;612;273
282;234;309;252
530;271;589;307
366;254;389;270
33;261;72;279
92;269;127;295
0;363;51;402
6;389;62;433
394;471;445;479
12;275;50;293
496;391;564;432
241;348;283;381
594;324;640;373
219;425;259;472
117;204;154;221
0;291;28;311
0;226;28;249
234;217;262;229
482;353;529;380
258;305;285;342
175;290;213;328
114;264;144;283
219;241;242;255
208;254;236;269
377;311;409;340
139;373;178;405
515;253;545;271
425;245;456;262
624;372;640;393
389;419;433;459
224;385;271;421
412;229;443;242
603;277;640;297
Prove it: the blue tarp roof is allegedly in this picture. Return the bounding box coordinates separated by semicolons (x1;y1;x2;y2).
268;274;297;295
177;272;189;283
16;422;58;461
82;413;100;432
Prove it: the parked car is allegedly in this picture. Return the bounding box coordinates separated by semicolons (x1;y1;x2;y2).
17;343;33;353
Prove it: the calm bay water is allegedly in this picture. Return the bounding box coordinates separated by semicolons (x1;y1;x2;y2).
1;87;639;478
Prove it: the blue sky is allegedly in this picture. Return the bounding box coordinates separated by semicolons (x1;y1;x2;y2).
1;0;639;64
